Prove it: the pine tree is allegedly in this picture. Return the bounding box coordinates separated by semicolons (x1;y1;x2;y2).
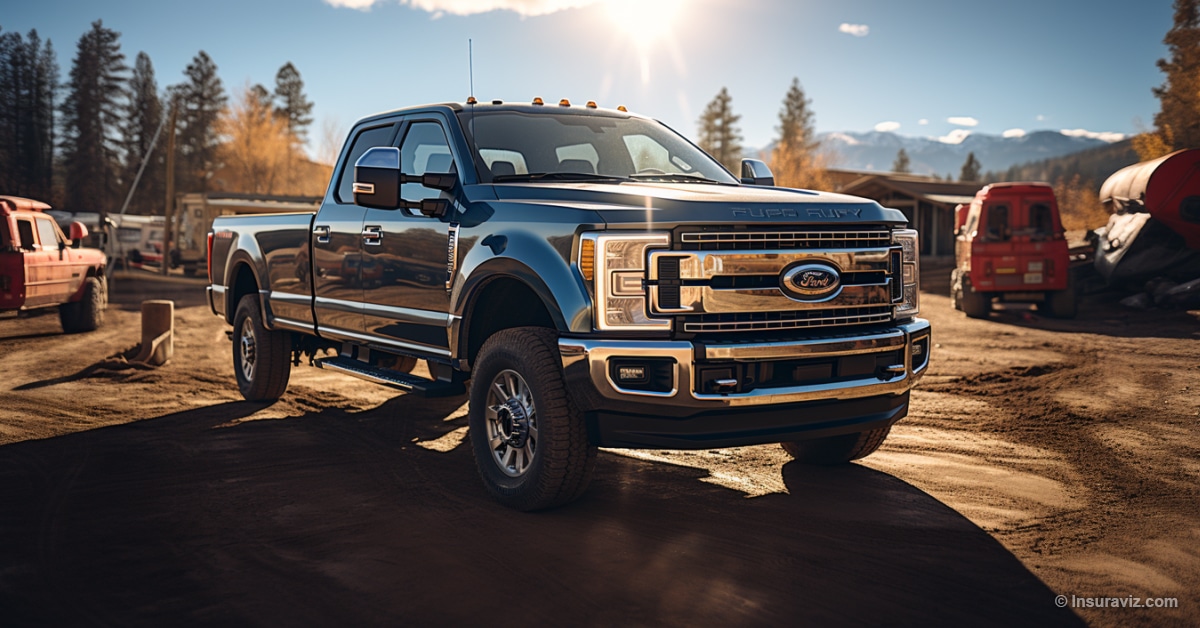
173;50;226;193
60;20;127;213
120;51;163;215
273;62;313;144
892;148;911;174
960;152;982;182
250;83;272;114
1146;0;1200;157
771;77;830;190
0;29;57;201
696;87;743;172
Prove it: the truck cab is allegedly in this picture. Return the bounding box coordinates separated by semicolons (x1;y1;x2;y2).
951;182;1076;318
0;196;108;332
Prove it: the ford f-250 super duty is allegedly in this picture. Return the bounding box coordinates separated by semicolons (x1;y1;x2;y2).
206;100;930;510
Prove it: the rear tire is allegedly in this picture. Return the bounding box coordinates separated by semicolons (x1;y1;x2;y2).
781;427;891;465
960;278;990;319
1044;287;1077;318
232;294;291;401
59;276;106;333
468;327;597;511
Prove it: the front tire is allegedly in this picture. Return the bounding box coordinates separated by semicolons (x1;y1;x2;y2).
468;327;596;511
232;294;291;401
59;276;106;333
961;278;990;319
781;427;891;465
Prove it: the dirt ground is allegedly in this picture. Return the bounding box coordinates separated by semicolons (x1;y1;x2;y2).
0;267;1196;627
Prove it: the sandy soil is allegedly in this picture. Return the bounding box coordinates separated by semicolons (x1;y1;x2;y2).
0;267;1196;626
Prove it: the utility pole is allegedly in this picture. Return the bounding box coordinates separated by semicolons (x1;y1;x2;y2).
162;98;177;276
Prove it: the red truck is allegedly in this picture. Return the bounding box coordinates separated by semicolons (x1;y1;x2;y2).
0;196;108;332
951;182;1076;318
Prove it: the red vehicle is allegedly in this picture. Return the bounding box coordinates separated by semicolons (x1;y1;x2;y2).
951;182;1076;318
0;196;108;332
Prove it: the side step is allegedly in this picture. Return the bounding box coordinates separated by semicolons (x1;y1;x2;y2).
314;355;465;397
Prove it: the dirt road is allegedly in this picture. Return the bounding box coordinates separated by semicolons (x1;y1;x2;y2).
0;270;1195;626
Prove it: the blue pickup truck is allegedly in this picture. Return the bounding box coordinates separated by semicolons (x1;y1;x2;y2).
206;100;930;510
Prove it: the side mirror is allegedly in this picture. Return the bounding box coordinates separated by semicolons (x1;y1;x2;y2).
354;147;402;210
69;221;89;248
740;159;775;186
354;146;460;213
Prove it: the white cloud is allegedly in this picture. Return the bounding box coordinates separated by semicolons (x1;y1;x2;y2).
1061;128;1127;143
839;23;870;37
1036;114;1046;121
918;119;929;126
1002;128;1026;138
937;129;972;145
325;0;598;15
947;116;979;127
874;121;900;133
826;132;861;146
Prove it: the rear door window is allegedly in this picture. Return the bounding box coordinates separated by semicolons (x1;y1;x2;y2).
17;219;36;250
984;204;1009;241
1028;202;1054;237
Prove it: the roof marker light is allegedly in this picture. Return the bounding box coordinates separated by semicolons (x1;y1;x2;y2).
586;101;598;109
492;99;503;105
532;97;544;105
466;96;477;105
617;105;628;112
559;99;571;107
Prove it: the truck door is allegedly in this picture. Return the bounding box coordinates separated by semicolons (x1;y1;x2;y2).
312;121;397;343
25;216;73;307
360;119;456;358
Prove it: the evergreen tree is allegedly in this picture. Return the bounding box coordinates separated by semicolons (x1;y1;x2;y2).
1144;0;1200;156
250;83;272;114
0;29;58;201
60;20;127;213
959;152;982;182
696;87;743;172
120;51;163;215
273;62;313;143
174;50;226;193
771;77;830;190
892;148;911;174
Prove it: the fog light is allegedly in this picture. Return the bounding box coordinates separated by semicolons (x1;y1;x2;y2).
912;343;923;357
617;365;647;383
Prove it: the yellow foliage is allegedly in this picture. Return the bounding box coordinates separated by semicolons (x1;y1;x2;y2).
770;141;833;191
1053;174;1109;232
214;85;331;196
1132;129;1175;161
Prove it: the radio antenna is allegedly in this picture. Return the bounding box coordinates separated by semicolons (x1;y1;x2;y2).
468;39;475;98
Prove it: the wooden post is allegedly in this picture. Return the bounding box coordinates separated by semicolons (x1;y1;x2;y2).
134;299;174;366
162;99;177;276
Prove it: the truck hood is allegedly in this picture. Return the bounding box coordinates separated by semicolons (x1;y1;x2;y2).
489;181;906;227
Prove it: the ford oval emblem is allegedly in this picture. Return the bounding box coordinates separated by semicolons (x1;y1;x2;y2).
782;264;842;300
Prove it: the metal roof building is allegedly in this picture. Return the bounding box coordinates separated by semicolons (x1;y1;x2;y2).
828;170;980;257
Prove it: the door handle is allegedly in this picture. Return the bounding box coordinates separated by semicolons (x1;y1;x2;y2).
362;225;383;246
313;225;331;244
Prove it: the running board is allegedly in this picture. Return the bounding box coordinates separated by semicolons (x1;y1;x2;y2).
314;356;465;397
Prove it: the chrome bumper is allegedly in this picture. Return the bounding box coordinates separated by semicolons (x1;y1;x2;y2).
559;318;930;409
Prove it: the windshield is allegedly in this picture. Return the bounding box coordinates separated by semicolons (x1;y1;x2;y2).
458;110;739;184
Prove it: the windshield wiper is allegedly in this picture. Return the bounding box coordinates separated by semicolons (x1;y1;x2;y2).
493;172;630;183
628;173;724;184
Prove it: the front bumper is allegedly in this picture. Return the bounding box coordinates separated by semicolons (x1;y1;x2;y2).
560;318;930;448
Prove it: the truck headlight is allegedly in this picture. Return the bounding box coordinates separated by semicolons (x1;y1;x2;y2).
893;228;920;318
578;232;671;331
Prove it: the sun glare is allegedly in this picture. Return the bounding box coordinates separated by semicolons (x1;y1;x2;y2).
605;0;683;48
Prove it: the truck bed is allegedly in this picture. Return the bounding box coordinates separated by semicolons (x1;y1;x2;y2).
209;212;317;328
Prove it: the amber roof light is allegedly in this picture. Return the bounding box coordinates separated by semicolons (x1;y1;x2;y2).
532;97;544;105
559;99;571;107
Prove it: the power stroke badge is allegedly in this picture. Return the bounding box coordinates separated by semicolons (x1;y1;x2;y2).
781;263;842;300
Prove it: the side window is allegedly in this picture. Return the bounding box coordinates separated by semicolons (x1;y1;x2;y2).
336;123;397;203
400;122;455;207
36;217;60;249
984;204;1010;241
17;219;36;250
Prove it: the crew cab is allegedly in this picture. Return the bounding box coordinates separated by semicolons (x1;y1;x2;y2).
0;195;107;332
207;100;931;510
951;182;1076;318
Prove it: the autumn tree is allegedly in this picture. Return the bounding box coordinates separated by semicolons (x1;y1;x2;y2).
216;85;293;195
0;28;59;201
60;20;127;213
173;50;227;193
771;77;831;190
119;51;163;215
892;148;911;174
1054;174;1109;232
696;87;743;172
959;152;982;182
1138;0;1200;159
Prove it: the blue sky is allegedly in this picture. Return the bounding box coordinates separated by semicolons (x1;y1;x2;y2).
1;0;1174;155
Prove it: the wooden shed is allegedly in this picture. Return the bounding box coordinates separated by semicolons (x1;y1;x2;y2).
829;170;979;257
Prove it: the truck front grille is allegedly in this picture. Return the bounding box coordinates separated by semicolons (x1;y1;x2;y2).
681;306;893;333
679;228;892;251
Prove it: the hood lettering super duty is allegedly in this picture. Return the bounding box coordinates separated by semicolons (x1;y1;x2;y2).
732;207;863;219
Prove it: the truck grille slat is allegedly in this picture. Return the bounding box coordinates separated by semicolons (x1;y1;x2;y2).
681;306;893;333
680;229;891;251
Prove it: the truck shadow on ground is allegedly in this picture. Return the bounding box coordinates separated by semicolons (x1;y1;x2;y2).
0;394;1083;627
